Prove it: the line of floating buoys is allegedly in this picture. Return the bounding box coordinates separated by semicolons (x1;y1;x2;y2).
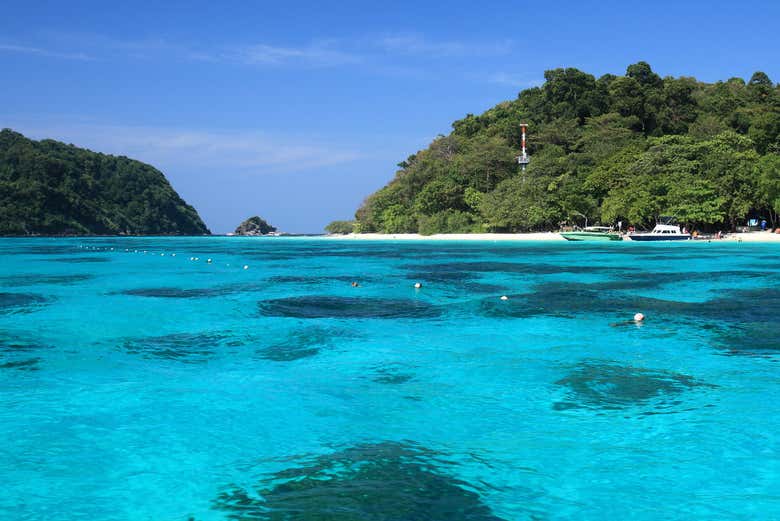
79;244;643;322
77;244;645;324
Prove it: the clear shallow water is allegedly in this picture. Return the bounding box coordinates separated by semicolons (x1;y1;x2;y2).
1;237;779;520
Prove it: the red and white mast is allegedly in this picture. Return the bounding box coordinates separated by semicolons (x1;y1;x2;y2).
517;123;530;174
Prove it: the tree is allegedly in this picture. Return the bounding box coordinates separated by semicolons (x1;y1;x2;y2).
479;175;555;232
325;220;355;234
748;71;773;102
626;61;663;89
756;154;780;227
608;77;645;126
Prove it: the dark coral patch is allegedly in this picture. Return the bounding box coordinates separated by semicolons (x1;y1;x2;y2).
0;358;40;371
212;442;505;521
256;327;336;361
0;334;48;371
0;292;49;313
2;245;85;255
46;256;110;263
267;275;379;286
404;271;505;295
119;287;233;298
554;360;711;411
0;334;47;352
122;332;235;362
0;274;92;287
373;369;414;385
480;280;780;358
403;261;619;276
258;296;441;319
267;275;325;285
718;323;780;356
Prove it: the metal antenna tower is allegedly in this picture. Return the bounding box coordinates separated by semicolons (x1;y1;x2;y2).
517;123;530;178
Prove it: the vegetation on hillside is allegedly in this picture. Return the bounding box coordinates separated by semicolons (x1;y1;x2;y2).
0;129;209;235
351;63;780;233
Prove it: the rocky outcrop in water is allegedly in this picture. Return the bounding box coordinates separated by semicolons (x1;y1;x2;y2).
234;216;277;236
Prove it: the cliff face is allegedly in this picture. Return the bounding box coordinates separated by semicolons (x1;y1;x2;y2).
234;216;276;236
0;129;210;236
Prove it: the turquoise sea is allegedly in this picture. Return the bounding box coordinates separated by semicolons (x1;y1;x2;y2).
1;237;779;520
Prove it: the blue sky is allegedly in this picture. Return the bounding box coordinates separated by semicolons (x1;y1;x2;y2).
2;0;778;233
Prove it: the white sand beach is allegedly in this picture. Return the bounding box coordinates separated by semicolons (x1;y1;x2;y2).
325;232;780;243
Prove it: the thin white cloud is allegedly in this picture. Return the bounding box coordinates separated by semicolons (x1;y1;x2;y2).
6;122;361;173
192;42;360;68
486;72;542;88
0;43;92;61
1;32;516;79
376;34;512;57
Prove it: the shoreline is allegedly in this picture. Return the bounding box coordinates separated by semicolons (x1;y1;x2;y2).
323;232;780;243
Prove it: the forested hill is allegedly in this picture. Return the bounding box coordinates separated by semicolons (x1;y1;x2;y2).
351;62;780;234
0;129;209;236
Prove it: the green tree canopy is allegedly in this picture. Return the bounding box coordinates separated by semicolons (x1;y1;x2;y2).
0;129;209;235
353;63;780;234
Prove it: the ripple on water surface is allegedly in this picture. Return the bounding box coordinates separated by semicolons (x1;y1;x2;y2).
119;286;235;299
121;332;239;363
212;442;506;521
45;256;110;263
0;273;93;287
258;296;441;319
370;364;415;384
0;333;49;371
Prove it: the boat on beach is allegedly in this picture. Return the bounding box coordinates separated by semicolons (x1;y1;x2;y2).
561;226;622;241
628;223;691;241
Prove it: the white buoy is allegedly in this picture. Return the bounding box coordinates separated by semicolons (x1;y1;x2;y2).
243;265;249;270
634;313;645;322
171;253;176;257
414;282;422;289
194;257;199;261
160;253;165;256
207;258;212;264
500;295;509;301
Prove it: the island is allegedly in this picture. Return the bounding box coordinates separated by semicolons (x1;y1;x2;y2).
0;129;209;236
233;216;277;236
334;63;780;235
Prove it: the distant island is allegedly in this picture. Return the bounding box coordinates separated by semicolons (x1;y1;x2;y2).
233;216;277;236
333;62;780;235
0;129;209;236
